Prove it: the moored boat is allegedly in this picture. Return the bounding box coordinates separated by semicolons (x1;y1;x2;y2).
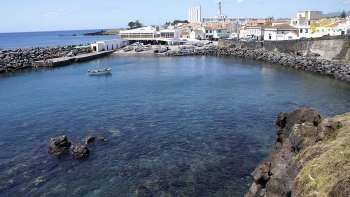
87;68;112;75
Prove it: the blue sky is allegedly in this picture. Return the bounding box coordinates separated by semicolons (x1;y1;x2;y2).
1;0;349;33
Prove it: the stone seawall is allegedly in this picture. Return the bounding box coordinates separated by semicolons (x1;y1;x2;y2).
165;47;350;82
0;45;92;73
219;35;350;61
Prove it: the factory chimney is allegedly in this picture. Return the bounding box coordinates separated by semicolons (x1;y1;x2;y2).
218;2;221;15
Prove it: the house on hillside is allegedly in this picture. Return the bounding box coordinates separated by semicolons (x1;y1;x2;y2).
264;24;298;40
190;30;205;39
202;26;213;39
180;32;190;39
212;26;228;38
245;25;265;40
310;18;348;37
291;11;322;38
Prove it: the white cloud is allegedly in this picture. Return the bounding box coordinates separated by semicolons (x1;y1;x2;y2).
42;9;67;18
237;0;246;3
343;0;350;4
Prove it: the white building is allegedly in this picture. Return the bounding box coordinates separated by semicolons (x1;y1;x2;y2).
264;24;298;40
119;26;159;40
245;25;265;40
291;11;322;38
189;5;201;23
90;39;128;52
190;30;205;39
291;11;322;27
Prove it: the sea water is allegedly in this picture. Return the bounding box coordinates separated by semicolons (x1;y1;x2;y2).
1;52;350;196
0;29;120;49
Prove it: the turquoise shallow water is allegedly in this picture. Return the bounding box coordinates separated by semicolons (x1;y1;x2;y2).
1;54;350;196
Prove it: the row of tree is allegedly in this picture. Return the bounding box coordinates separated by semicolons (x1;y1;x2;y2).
127;19;188;29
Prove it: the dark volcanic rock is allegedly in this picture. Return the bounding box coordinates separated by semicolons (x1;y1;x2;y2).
245;108;326;197
48;135;70;155
134;186;153;197
97;136;107;142
70;144;89;159
85;135;95;144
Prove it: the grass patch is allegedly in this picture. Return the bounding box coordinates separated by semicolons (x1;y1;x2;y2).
294;113;350;196
104;30;120;35
338;59;349;64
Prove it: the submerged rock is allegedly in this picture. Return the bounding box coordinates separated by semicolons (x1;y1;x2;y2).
97;136;107;142
70;144;89;159
85;135;95;144
48;135;70;155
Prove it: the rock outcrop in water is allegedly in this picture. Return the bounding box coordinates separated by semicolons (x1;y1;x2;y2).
70;144;90;159
0;45;91;73
245;108;350;196
165;47;350;82
48;135;70;155
48;135;107;159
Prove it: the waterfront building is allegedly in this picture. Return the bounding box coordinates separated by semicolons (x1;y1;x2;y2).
264;24;298;40
245;25;265;40
119;26;159;40
90;39;128;52
188;5;201;23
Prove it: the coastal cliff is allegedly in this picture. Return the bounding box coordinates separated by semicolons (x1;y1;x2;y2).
245;108;350;197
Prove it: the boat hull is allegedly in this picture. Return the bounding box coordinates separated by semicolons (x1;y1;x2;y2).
87;68;112;75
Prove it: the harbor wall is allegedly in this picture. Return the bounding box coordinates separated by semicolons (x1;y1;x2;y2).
0;45;114;73
165;47;350;82
218;35;350;61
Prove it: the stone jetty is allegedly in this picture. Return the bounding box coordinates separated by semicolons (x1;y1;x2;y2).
0;45;92;73
165;47;350;82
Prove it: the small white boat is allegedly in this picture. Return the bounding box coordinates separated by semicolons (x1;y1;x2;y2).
87;68;112;75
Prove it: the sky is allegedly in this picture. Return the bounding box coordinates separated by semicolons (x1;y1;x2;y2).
1;0;349;33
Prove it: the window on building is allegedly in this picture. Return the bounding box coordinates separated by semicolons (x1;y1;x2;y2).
269;33;271;40
300;29;303;33
305;29;308;33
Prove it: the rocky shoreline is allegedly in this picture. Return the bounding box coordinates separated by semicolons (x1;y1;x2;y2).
165;47;350;82
244;108;350;196
0;45;92;73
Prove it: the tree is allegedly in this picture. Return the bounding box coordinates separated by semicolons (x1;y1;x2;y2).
340;10;346;18
128;22;135;29
172;20;189;25
135;20;142;28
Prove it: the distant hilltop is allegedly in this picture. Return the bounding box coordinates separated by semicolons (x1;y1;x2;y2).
83;30;120;36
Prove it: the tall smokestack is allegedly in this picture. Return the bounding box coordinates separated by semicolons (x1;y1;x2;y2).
218;2;221;15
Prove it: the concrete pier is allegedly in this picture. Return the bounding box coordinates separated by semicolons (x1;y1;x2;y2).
34;50;116;67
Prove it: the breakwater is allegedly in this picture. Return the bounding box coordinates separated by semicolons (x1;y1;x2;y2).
165;47;350;82
0;45;92;73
